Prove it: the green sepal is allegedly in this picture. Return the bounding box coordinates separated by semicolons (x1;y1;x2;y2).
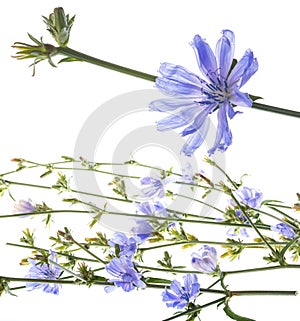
249;94;263;102
223;303;256;321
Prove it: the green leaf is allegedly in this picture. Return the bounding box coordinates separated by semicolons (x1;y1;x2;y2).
223;304;256;321
58;57;81;63
145;277;171;285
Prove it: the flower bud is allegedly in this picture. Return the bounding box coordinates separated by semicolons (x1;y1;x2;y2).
43;7;75;47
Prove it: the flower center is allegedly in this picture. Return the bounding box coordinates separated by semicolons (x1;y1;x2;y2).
202;76;231;104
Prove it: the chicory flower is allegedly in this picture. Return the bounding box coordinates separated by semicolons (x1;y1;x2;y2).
232;186;263;209
191;245;218;273
26;250;62;295
150;29;258;156
271;223;297;239
162;274;200;309
105;256;146;292
108;232;138;258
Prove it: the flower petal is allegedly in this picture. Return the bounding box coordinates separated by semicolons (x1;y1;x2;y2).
156;105;200;131
215;29;235;79
230;88;252;107
181;118;210;156
192;35;218;82
227;49;254;85
155;63;205;97
208;102;232;155
150;98;198;112
240;57;258;87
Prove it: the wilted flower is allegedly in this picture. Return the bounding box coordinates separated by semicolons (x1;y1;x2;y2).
271;223;297;239
13;199;35;213
26;250;62;295
232;186;263;209
162;274;200;309
191;245;218;273
105;256;146;292
150;29;258;156
108;232;138;258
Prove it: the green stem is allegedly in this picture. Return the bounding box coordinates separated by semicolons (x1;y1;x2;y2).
6;242;101;263
4;179;131;203
57;47;157;82
224;264;300;276
231;192;280;261
230;290;297;297
252;102;300;119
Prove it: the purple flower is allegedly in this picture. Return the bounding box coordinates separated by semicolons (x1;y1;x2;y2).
108;232;138;258
26;250;62;295
135;201;167;216
140;175;175;198
232;186;263;209
105;256;146;292
226;209;249;237
191;245;218;273
150;30;258;156
131;220;154;243
162;274;200;309
271;223;297;239
13;199;35;213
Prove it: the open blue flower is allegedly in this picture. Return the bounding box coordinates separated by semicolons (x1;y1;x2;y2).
131;220;154;243
191;245;218;273
232;186;263;209
271;223;297;239
150;30;258;156
140;175;175;198
26;250;62;295
108;232;138;258
162;274;200;309
105;256;146;292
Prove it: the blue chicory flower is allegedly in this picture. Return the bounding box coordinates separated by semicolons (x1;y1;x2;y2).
271;223;297;239
108;232;138;258
105;256;146;292
162;274;200;309
150;29;258;156
191;245;218;273
13;199;36;213
135;201;167;216
26;250;62;295
131;220;154;243
140;175;175;198
232;186;263;209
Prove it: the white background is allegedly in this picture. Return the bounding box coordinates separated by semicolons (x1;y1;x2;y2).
1;1;300;320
